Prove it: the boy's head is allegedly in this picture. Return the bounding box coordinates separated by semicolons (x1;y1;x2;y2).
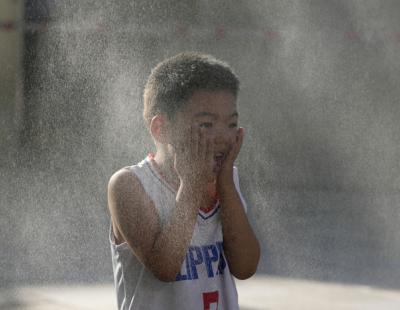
143;52;240;129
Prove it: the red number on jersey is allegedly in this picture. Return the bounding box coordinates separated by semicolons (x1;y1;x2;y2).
203;290;219;310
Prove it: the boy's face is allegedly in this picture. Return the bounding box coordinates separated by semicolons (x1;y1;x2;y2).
169;89;239;174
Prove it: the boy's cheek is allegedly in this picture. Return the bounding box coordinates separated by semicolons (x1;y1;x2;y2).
171;131;185;145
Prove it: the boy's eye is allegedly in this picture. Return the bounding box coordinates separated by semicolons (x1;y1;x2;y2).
199;122;213;128
229;123;238;128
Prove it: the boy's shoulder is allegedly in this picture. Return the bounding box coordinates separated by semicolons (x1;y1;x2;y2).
109;165;134;182
108;166;145;199
107;165;158;248
108;155;149;189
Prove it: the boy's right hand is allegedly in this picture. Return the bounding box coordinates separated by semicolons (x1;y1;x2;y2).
173;125;215;186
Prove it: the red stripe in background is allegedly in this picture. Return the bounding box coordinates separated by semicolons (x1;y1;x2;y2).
0;22;15;31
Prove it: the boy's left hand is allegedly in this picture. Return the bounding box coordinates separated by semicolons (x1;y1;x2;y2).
216;127;245;187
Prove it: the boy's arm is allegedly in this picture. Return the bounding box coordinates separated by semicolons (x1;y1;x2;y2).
108;124;219;282
218;168;260;280
216;127;260;279
108;167;207;282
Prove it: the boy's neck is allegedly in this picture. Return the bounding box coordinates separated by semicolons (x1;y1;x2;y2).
153;151;180;189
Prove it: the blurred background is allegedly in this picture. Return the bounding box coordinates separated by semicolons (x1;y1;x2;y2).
1;0;400;308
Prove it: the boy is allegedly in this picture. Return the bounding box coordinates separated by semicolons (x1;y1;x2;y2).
108;52;260;309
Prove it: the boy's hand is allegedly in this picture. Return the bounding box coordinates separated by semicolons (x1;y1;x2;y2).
173;125;215;186
217;127;245;187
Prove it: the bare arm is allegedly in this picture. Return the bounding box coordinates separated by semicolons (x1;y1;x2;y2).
108;168;208;282
218;170;260;280
108;125;214;282
216;127;260;279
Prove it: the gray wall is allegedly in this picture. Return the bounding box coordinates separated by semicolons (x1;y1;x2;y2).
0;0;24;164
1;0;400;288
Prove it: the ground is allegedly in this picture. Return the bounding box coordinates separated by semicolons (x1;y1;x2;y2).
1;276;400;310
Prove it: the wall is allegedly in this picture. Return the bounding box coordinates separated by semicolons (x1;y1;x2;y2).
1;0;400;288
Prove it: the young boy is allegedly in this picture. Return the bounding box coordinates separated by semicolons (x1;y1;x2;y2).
107;52;260;309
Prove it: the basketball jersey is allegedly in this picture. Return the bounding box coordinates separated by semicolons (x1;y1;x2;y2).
109;154;248;310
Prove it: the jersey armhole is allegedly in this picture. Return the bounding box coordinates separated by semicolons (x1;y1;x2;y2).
108;166;156;249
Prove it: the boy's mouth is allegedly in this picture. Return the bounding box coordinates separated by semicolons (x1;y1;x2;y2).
213;152;225;171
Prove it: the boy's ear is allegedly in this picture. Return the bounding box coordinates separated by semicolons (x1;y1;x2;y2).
150;114;171;144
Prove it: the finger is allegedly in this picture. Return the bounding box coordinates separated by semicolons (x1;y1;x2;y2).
174;135;183;155
195;125;202;157
199;127;206;160
188;124;194;158
226;128;243;162
234;128;245;156
178;126;189;154
206;137;214;167
226;144;235;162
194;125;201;159
236;127;244;149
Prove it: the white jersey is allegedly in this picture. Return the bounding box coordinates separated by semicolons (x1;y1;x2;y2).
109;154;248;310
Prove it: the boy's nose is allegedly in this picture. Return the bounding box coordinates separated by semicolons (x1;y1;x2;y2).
213;129;231;145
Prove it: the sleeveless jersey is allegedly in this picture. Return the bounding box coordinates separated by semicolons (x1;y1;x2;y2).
109;154;248;310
